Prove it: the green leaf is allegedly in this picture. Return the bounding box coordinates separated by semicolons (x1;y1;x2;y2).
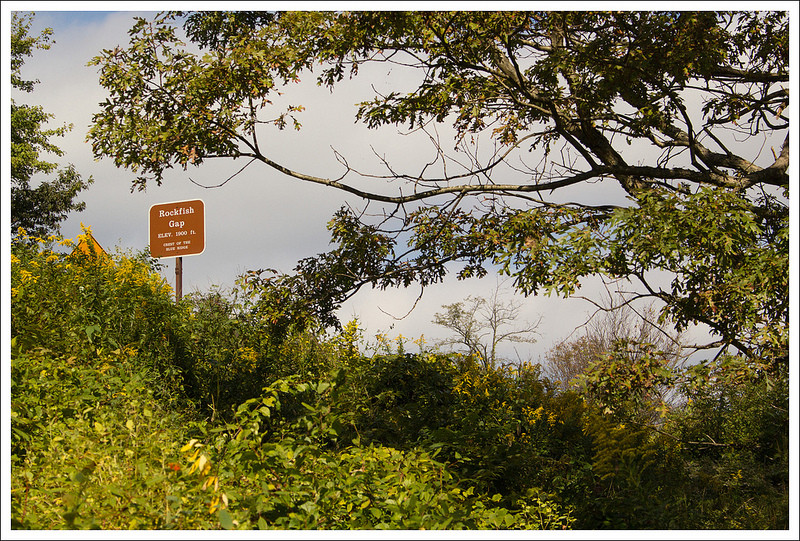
219;508;234;529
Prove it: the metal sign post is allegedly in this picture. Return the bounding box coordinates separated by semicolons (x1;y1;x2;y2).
149;199;205;302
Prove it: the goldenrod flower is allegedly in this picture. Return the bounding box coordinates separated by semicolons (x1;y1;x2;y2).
19;269;38;284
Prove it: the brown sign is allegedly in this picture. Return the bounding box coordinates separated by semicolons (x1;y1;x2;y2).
149;199;205;259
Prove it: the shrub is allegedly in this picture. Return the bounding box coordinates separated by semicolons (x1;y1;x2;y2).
11;228;192;396
10;342;206;529
176;375;577;530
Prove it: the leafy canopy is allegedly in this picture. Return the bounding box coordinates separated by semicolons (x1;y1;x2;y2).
11;12;92;238
88;11;789;363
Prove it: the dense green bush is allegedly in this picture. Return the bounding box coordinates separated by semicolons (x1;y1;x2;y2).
324;330;594;510
11;228;189;398
11;228;203;528
10;229;575;530
178;287;336;421
183;375;575;529
10;345;202;529
666;357;790;529
10;226;337;421
10;228;788;530
576;346;790;529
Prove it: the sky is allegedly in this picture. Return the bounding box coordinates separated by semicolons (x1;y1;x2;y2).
3;2;795;365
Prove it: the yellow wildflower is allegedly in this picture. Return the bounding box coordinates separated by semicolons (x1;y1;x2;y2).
19;269;37;284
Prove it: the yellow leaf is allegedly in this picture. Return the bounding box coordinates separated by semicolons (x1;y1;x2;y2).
180;439;199;453
202;475;216;490
195;454;208;472
195;454;208;473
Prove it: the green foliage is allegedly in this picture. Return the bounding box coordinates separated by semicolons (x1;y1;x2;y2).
178;279;337;420
580;410;678;529
179;289;264;419
11;12;92;237
11;229;337;422
576;351;789;529
87;10;788;194
325;335;593;511
607;187;789;361
666;357;790;529
160;11;787;161
10;234;205;528
178;375;576;530
11;227;186;396
88;11;315;189
11;233;578;530
428;360;593;503
257;182;788;374
11;227;788;530
677;356;788;460
578;340;677;422
10;345;199;529
488;186;788;364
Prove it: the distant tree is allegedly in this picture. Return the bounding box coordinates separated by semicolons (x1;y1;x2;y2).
88;11;788;365
11;12;92;238
433;285;540;369
543;298;687;391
